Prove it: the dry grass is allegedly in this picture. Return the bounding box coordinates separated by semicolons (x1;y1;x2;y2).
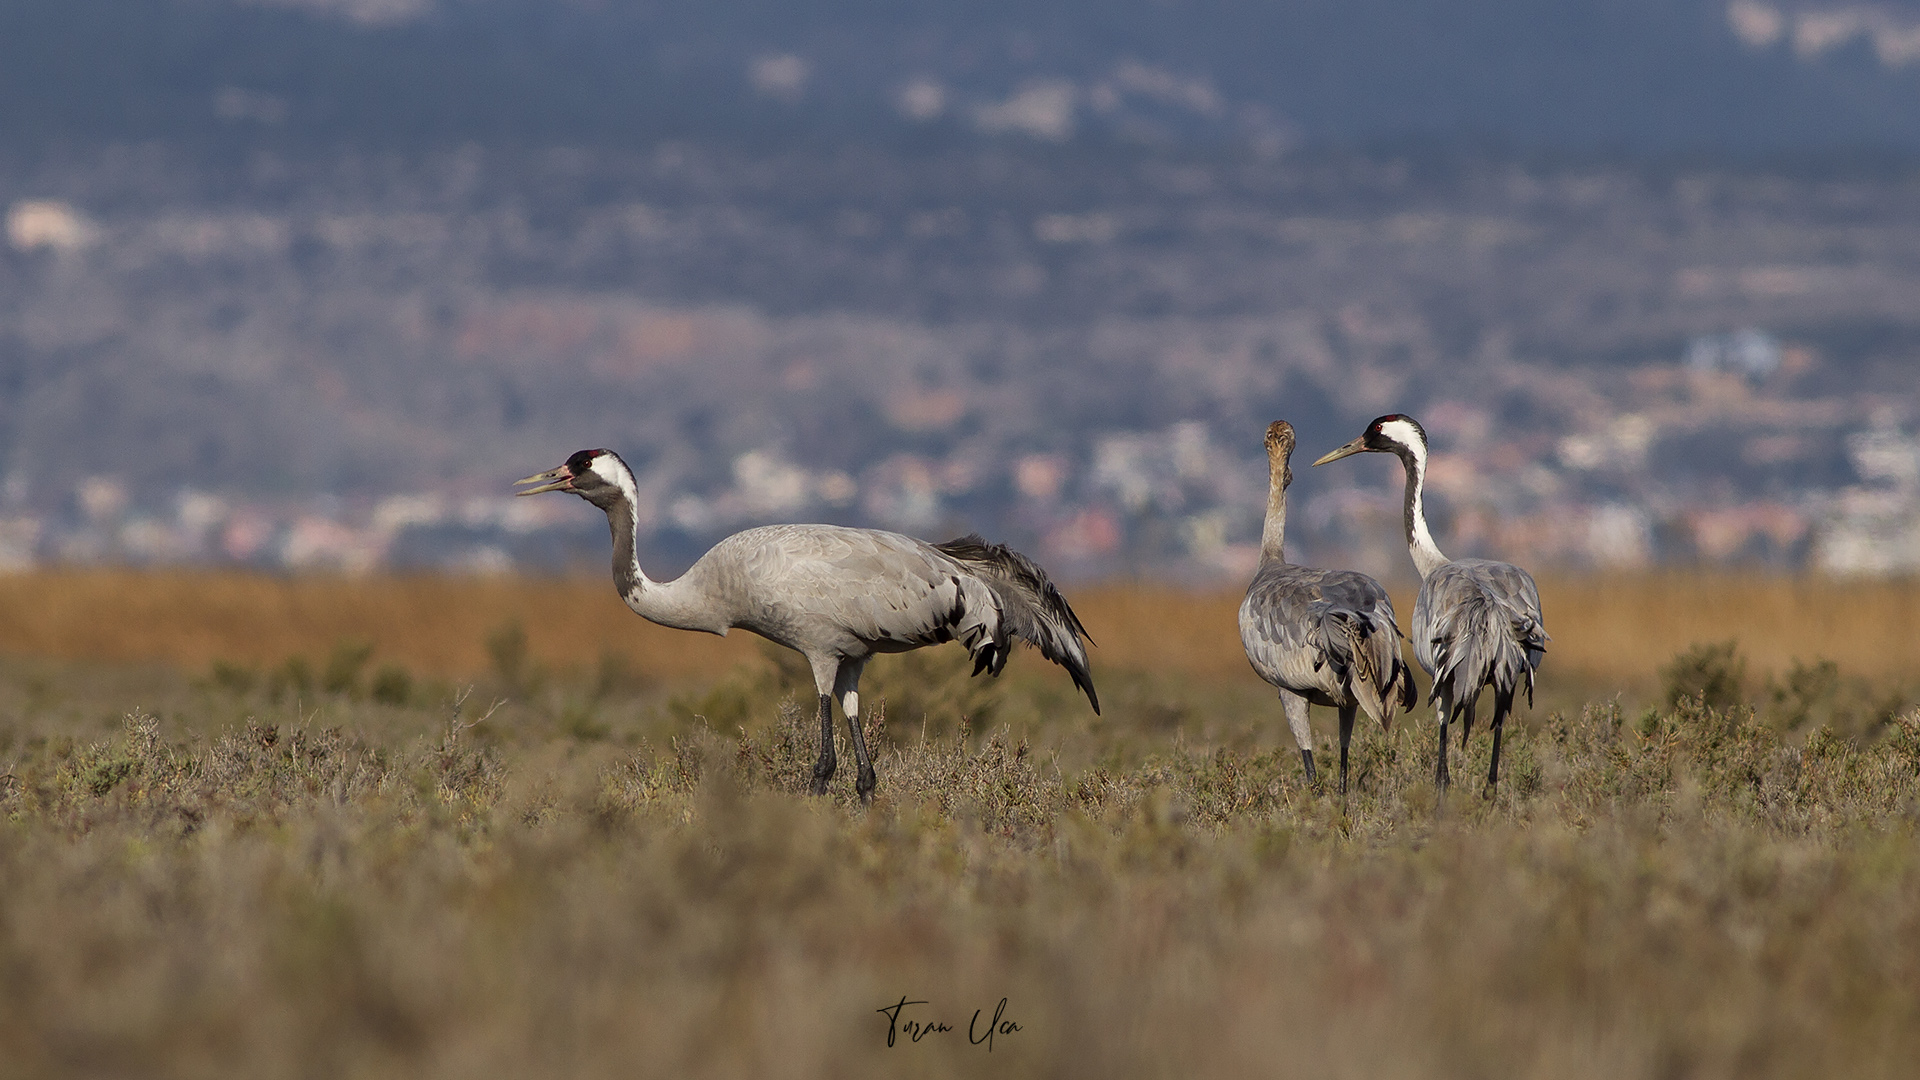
1073;575;1920;692
1535;573;1920;688
2;569;1919;1078
0;570;765;681
2;569;1914;690
2;681;1918;1079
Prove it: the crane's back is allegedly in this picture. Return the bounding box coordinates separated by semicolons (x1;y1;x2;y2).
1411;557;1546;695
1241;560;1400;705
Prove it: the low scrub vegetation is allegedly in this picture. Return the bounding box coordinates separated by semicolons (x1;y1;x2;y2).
3;618;1919;1078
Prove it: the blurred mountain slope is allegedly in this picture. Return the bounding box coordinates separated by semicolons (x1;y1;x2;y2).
5;1;1920;153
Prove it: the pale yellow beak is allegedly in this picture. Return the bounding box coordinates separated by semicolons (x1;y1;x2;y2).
1312;437;1368;467
513;465;574;496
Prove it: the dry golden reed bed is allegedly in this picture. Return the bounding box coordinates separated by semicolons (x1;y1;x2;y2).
0;569;1915;689
2;569;1918;1079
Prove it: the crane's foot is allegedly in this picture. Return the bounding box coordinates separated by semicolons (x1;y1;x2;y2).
1300;748;1316;786
855;766;876;805
811;758;835;796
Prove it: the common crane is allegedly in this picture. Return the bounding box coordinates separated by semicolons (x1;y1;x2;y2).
1239;421;1416;798
516;448;1099;802
1314;414;1547;794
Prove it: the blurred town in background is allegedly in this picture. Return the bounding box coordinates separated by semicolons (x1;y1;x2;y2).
4;0;1920;584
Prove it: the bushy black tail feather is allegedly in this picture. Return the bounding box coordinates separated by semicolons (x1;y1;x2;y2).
935;534;1100;714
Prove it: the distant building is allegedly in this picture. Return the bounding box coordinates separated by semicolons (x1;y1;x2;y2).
6;200;95;253
1844;425;1920;491
1813;490;1920;576
1685;328;1781;379
1586;503;1654;568
0;517;42;572
1812;421;1920;575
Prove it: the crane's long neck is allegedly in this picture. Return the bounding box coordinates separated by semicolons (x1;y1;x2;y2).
1397;444;1450;579
1260;455;1290;563
600;480;728;635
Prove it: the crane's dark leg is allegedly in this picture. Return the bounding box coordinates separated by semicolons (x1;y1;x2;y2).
810;693;836;796
1337;702;1357;803
835;659;876;804
1485;686;1514;797
1453;693;1483;800
1281;691;1316;786
1433;687;1452;793
1455;692;1483;797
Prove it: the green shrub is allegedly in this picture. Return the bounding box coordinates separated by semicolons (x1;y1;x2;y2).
269;655;314;700
370;664;414;706
1766;657;1910;738
323;640;376;696
206;660;258;695
1661;640;1747;710
486;619;532;693
590;649;650;700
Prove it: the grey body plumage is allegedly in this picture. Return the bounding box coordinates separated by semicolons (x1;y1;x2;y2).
1412;558;1547;713
1315;414;1548;794
517;448;1098;802
1238;421;1416;796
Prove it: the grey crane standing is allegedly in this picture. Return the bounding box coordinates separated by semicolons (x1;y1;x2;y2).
516;448;1099;802
1314;414;1547;794
1239;421;1417;798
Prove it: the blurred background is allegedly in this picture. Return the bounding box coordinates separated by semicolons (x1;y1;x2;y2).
4;0;1920;585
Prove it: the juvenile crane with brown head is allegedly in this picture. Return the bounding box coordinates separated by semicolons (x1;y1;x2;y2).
1239;421;1417;799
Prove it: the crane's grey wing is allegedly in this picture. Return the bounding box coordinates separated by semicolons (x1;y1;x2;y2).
1241;565;1335;693
1415;559;1547;705
1240;565;1414;727
933;534;1099;714
721;525;1099;713
722;525;981;651
1319;570;1419;725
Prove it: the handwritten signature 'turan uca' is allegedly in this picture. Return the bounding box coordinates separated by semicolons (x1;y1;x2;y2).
877;996;1023;1051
